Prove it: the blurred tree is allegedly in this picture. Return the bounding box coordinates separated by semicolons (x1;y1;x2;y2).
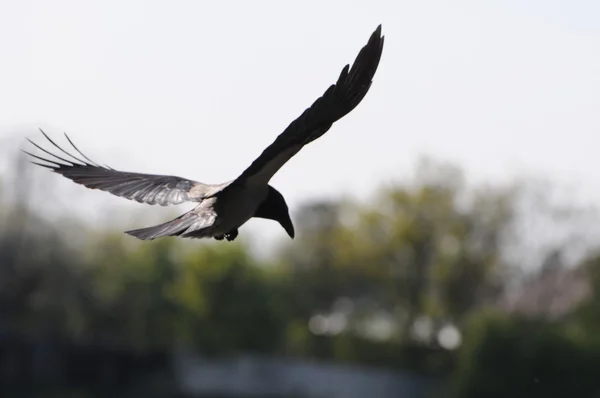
82;234;180;350
167;242;287;355
449;310;600;398
0;155;92;340
4;148;600;395
570;254;600;344
280;159;513;345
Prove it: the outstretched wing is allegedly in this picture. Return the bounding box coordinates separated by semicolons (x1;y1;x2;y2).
24;130;228;206
125;203;218;240
234;24;384;186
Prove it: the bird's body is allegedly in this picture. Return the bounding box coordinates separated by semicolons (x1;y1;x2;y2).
127;182;270;241
25;25;385;242
209;183;269;238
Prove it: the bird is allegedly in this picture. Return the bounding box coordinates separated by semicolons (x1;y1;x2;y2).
24;25;385;242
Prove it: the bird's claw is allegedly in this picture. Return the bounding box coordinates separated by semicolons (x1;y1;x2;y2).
225;229;238;241
214;229;238;242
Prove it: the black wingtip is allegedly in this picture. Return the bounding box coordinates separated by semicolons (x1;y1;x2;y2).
371;24;383;40
21;149;62;168
63;131;102;167
336;64;350;85
29;161;56;169
24;135;83;167
21;149;55;169
371;25;385;53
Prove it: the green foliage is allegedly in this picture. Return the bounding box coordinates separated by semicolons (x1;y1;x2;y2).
0;214;288;355
449;311;600;398
169;243;288;355
571;255;600;344
0;160;517;376
5;158;600;398
82;236;289;354
280;163;512;345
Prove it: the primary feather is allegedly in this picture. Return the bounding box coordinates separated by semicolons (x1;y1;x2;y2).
25;130;228;206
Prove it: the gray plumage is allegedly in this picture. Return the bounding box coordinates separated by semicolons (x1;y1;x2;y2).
24;25;385;242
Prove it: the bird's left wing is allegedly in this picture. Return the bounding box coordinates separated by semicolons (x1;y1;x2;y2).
24;130;228;206
232;24;384;186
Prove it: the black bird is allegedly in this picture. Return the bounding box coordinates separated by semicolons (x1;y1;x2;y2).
24;25;384;242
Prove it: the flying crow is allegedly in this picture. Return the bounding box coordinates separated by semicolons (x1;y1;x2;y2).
24;25;384;242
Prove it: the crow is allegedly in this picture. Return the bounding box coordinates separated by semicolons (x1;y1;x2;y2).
24;25;384;242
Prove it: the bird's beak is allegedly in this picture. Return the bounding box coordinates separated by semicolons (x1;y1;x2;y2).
281;215;295;239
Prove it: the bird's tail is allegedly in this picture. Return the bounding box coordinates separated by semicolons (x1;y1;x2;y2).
125;210;212;240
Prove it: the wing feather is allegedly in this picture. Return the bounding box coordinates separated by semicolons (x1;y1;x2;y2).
125;205;217;240
234;25;384;185
24;130;227;206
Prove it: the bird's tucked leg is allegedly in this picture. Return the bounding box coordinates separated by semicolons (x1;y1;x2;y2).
214;235;225;241
225;229;238;241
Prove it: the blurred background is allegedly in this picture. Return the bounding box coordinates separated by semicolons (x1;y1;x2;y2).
2;0;600;397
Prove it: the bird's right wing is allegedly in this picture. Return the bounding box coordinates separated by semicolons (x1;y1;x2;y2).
232;24;384;187
24;130;228;206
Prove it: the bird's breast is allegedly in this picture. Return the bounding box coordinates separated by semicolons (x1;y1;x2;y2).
212;184;269;234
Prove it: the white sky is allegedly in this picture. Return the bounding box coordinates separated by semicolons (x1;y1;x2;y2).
1;0;599;246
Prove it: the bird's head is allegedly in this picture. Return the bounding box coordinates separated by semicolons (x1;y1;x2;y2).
255;185;295;239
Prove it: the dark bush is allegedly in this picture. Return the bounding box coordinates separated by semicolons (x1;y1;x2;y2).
449;311;600;398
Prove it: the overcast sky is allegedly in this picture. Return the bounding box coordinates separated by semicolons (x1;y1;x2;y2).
1;0;599;244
